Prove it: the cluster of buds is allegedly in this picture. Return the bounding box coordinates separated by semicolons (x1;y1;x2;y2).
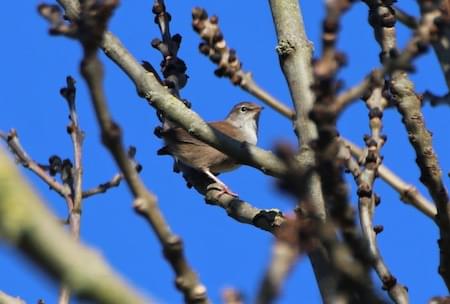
192;7;248;86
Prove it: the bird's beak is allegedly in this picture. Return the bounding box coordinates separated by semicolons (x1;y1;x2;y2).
254;106;263;120
255;106;264;113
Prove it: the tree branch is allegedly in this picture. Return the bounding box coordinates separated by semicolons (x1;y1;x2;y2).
0;130;73;206
191;8;294;119
417;1;450;90
0;291;26;304
351;66;408;301
82;173;122;198
0;148;151;304
268;1;339;301
50;0;288;180
364;0;450;291
71;2;209;302
344;140;437;220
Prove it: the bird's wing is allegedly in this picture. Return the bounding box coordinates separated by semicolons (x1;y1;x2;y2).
162;126;208;147
163;122;243;147
209;121;245;141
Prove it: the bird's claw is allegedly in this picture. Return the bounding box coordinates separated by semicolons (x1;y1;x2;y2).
218;186;239;198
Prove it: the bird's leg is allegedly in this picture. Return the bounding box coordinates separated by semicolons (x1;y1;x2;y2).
203;169;238;197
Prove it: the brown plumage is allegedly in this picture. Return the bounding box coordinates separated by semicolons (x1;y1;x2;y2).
159;102;263;196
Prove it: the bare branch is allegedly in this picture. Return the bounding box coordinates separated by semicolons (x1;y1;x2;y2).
417;1;450;90
423;90;450;107
44;1;290;179
394;6;418;29
364;0;450;291
268;1;342;301
61;76;84;212
334;71;381;114
191;8;294;119
256;214;317;304
71;2;209;302
351;59;408;301
257;242;298;304
82;173;122;198
0;291;26;304
0;148;151;304
58;75;85;303
0;130;72;205
344;140;437;220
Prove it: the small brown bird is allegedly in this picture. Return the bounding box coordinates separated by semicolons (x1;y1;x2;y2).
158;102;263;196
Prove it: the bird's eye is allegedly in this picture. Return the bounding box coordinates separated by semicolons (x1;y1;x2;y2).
240;106;248;112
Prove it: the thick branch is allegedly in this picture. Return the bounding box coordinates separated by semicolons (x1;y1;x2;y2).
51;1;288;179
268;1;336;301
268;0;318;145
0;148;150;304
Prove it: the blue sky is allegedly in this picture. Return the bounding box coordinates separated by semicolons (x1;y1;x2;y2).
1;1;449;303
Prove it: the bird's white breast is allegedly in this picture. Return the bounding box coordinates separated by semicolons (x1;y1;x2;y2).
238;119;258;145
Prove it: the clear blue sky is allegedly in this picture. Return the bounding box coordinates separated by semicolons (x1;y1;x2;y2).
1;1;449;303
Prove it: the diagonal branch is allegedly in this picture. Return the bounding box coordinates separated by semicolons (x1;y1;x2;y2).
147;1;285;232
394;6;419;29
82;172;122;198
191;8;294;119
52;0;288;179
0;147;151;304
0;130;72;205
71;2;209;302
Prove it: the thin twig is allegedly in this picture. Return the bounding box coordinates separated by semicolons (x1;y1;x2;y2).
394;6;418;29
191;8;294;119
423;90;450;107
0;130;73;206
256;213;317;304
417;1;450;90
356;41;408;298
58;75;85;304
257;242;298;304
344;140;437;219
82;173;122;198
334;71;378;114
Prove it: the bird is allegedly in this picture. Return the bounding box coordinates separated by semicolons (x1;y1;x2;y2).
158;102;263;196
